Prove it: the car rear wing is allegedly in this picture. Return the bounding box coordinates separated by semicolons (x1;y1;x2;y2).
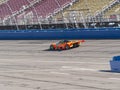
80;40;85;43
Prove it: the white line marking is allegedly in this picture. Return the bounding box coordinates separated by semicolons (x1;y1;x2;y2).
109;78;120;80
50;72;70;75
36;61;108;65
61;66;97;71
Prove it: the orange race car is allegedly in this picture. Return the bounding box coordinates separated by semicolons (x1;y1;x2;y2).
50;40;85;50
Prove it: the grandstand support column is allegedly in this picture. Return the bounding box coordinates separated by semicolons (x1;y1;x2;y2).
23;15;28;30
84;0;95;28
69;2;76;28
5;2;19;30
26;0;43;30
72;11;79;28
79;12;87;28
54;0;68;29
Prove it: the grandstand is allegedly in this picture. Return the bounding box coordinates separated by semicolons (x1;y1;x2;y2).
0;0;119;29
0;0;7;4
55;0;120;22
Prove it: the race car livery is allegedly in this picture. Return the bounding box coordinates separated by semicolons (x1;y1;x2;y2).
50;40;85;50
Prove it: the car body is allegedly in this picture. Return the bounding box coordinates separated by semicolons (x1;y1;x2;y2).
50;40;85;50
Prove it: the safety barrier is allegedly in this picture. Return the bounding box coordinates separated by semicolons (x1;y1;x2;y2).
0;27;119;40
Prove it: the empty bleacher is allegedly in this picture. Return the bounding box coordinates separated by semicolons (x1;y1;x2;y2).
66;0;114;20
0;0;119;26
0;0;35;19
0;0;73;25
104;2;120;18
27;0;72;18
0;0;7;4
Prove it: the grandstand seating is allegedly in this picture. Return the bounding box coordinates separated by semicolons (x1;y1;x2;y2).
0;0;35;19
104;2;120;17
0;0;72;24
0;0;7;4
68;0;113;14
7;0;29;12
54;0;120;23
27;0;72;18
0;0;119;25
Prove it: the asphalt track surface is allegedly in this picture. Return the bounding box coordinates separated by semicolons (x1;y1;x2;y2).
0;40;120;90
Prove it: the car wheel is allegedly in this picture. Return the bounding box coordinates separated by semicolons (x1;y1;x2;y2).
65;45;70;50
58;47;62;51
50;45;54;50
73;43;77;48
73;43;79;48
76;43;80;47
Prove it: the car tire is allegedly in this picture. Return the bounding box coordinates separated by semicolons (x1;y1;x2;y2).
50;45;54;50
76;43;80;47
65;45;70;50
58;47;62;51
73;43;79;48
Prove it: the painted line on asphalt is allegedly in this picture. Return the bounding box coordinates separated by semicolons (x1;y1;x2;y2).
35;61;108;65
60;66;97;71
109;78;120;80
50;71;70;75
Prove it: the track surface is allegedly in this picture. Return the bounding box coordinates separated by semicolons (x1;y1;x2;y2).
0;40;120;90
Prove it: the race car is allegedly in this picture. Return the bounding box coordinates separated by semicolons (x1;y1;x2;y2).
50;40;85;50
